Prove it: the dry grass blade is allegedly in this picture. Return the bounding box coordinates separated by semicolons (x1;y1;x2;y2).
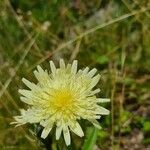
133;0;150;18
5;0;42;55
70;39;82;61
0;35;37;99
110;68;118;150
28;6;150;69
0;81;19;110
121;0;150;32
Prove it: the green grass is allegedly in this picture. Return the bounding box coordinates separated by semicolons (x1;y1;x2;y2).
0;0;150;149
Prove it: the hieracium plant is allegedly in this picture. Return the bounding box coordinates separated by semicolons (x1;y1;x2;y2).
12;59;110;146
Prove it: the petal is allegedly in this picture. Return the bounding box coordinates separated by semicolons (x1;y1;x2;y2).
63;125;71;146
59;59;65;69
13;109;27;125
56;125;63;140
22;78;37;90
90;88;101;95
33;69;50;85
50;61;56;74
33;70;40;80
96;98;110;103
89;119;102;130
71;60;78;74
70;122;84;137
18;89;32;98
24;108;43;123
90;74;101;88
87;68;97;78
95;106;110;115
41;118;54;139
37;65;44;74
66;63;71;71
40;117;52;127
20;96;33;105
82;67;89;74
41;126;52;139
14;116;26;125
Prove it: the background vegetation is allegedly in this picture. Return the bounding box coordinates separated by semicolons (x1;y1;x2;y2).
0;0;150;149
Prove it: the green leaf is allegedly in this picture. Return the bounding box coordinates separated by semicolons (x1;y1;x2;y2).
96;56;109;64
143;137;150;145
143;121;150;132
82;128;98;150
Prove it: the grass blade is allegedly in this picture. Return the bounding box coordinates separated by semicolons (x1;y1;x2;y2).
82;128;98;150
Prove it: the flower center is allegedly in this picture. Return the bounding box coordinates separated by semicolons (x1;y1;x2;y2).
52;89;74;111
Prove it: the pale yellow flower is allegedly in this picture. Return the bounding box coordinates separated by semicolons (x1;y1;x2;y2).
13;59;110;146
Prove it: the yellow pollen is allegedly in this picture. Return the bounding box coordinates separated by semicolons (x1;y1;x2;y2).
52;89;74;111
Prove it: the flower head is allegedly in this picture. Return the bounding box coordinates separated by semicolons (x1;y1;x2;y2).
13;59;110;146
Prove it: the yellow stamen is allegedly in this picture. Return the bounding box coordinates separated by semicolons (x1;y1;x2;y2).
52;89;74;111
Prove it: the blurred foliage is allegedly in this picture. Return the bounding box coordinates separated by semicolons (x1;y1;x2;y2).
0;0;150;149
